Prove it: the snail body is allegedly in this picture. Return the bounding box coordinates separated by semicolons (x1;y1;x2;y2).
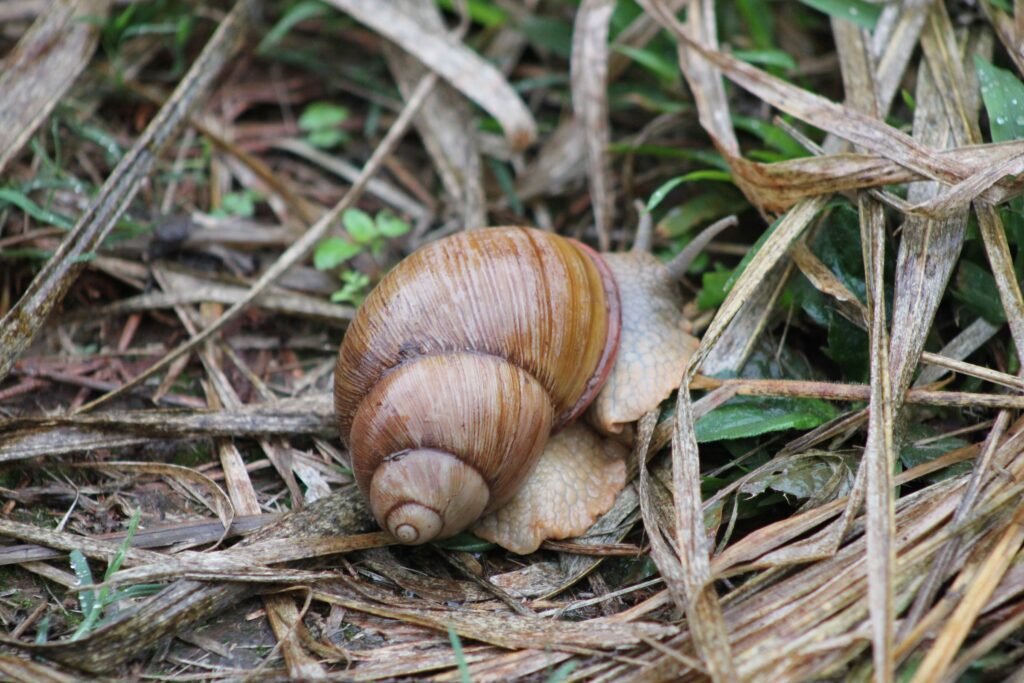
335;225;705;552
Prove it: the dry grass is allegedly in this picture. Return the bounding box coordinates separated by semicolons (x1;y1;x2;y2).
1;0;1024;680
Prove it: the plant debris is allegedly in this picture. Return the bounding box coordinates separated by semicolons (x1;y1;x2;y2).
2;0;1024;680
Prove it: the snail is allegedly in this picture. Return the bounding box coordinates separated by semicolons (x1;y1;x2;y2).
334;222;730;553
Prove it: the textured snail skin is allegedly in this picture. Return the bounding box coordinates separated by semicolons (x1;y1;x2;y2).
473;422;628;554
589;251;698;434
334;227;621;544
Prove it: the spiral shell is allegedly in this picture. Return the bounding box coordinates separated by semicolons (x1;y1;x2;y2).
334;227;621;544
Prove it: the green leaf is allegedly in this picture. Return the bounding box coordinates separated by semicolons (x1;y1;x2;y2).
34;616;49;644
732;115;808;158
375;210;410;238
436;0;508;28
105;509;141;581
545;661;578;683
695;395;838;442
219;190;258;218
675;169;733;183
736;0;775;51
611;44;680;84
733;49;797;71
696;265;733;310
609;143;730;170
901;425;971;479
448;626;472;683
954;260;1006;324
796;0;881;29
259;0;330;52
314;237;362;270
488;158;523;216
69;550;96;616
825;313;870;382
739;455;851;499
299;102;349;132
975;57;1024;145
64;119;124;165
306;128;349;149
658;188;747;239
433;531;496;552
330;270;370;305
0;188;74;229
647;171;734;213
975;57;1024;215
521;16;573;57
901;88;916;111
720;212;794;298
810;202;867;301
343;208;378;243
646;177;686;212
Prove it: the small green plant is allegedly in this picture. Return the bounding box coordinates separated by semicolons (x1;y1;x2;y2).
68;509;161;640
299;102;350;149
332;270;371;305
212;189;262;218
314;208;411;305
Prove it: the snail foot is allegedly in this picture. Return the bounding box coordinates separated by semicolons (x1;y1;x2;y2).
472;424;627;554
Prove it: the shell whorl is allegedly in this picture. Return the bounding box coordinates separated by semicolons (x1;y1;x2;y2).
334;227;621;543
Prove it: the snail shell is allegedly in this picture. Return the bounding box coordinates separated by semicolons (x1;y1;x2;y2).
334;227;621;544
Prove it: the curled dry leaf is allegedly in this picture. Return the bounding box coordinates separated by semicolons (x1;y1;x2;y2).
571;0;616;251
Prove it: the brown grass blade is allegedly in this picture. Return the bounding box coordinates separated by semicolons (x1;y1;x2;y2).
909;503;1024;682
688;376;1024;410
0;514;276;566
673;387;738;680
790;240;868;325
833;17;928;677
0;395;333;461
898;411;1010;648
517;0;685;202
914;318;1002;386
732;145;1024;214
572;0;616;251
89;461;234;533
869;1;929;115
78;268;354;325
888;77;968;414
636;410;687;612
860;198;896;682
697;198;826;364
0;0;110;174
315;585;673;652
977;202;1024;360
0;655;78;683
662;29;968;185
